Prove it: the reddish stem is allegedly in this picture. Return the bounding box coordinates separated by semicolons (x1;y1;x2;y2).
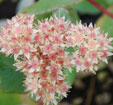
88;0;113;18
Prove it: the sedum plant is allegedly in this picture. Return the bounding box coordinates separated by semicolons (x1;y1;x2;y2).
0;13;113;105
0;0;113;105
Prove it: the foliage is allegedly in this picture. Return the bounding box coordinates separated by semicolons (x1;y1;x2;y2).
21;0;77;14
96;5;113;38
0;54;25;93
72;0;113;14
0;90;22;105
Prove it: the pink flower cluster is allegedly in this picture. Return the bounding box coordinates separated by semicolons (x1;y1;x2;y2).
0;14;112;105
0;14;36;60
69;22;113;73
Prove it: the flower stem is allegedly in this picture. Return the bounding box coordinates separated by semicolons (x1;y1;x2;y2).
88;0;113;18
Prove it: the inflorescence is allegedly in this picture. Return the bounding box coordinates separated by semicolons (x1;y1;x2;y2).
0;14;112;105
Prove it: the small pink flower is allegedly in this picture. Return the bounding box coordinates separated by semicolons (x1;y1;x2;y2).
58;24;64;30
84;60;91;67
88;40;96;48
51;65;58;72
41;82;48;88
79;46;86;55
51;27;55;32
31;82;37;89
75;35;83;42
25;63;31;69
78;28;82;32
6;24;11;29
61;85;67;92
57;80;63;85
57;49;64;56
38;91;43;96
26;27;32;33
54;36;61;44
1;33;5;38
60;18;64;22
67;37;73;44
75;58;81;65
24;36;31;42
50;72;57;80
42;24;48;29
8;30;11;35
45;45;53;52
42;65;47;71
16;27;22;34
90;51;97;58
41;72;47;79
49;54;56;61
44;35;49;39
89;33;96;38
3;44;9;50
34;35;41;42
23;46;30;53
11;37;17;42
26;16;31;20
49;86;56;93
66;59;72;66
12;47;19;53
88;25;93;31
31;52;37;57
41;55;47;60
101;50;107;58
99;41;104;47
57;58;64;65
32;72;38;76
32;61;38;68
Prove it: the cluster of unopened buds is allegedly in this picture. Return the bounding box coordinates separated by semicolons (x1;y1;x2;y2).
0;14;113;105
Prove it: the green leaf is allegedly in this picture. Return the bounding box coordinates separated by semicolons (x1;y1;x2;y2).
73;0;99;14
96;5;113;38
55;93;63;103
0;89;37;105
63;66;76;85
72;0;113;14
65;47;75;53
21;0;80;22
0;0;2;4
21;0;78;14
35;12;52;22
0;54;25;93
53;7;79;23
0;90;22;105
53;7;71;21
68;7;80;23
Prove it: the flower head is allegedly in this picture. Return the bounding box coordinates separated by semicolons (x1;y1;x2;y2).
69;22;113;73
0;14;37;60
11;15;73;105
0;14;113;105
